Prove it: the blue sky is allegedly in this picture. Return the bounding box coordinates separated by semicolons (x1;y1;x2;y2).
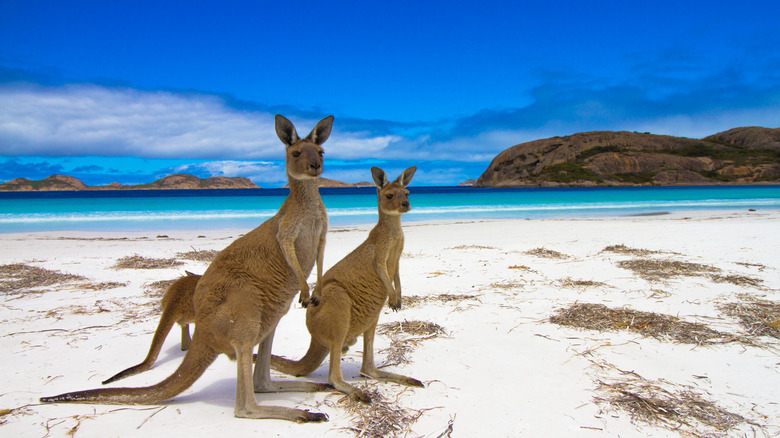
1;0;779;187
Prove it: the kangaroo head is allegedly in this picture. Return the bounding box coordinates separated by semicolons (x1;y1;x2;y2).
371;166;417;215
275;114;334;180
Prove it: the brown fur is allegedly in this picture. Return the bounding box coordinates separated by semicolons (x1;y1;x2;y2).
41;115;334;422
102;271;200;385
271;166;423;403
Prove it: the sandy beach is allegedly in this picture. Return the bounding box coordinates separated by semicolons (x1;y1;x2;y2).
1;210;779;437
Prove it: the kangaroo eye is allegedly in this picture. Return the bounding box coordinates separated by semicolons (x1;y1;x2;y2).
318;150;324;157
292;151;301;158
386;194;394;199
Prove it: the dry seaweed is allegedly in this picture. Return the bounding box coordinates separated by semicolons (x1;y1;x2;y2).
617;258;720;281
488;281;525;291
549;303;733;345
601;244;661;257
328;384;427;438
558;277;607;289
0;263;85;294
377;320;446;367
524;247;568;259
175;249;219;262
80;281;128;291
720;296;780;339
445;244;497;250
710;274;763;288
735;261;766;272
403;293;480;308
144;278;178;299
595;376;752;437
113;255;183;270
379;320;447;337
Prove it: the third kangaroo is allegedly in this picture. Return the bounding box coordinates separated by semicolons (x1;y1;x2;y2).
271;166;423;403
103;271;200;385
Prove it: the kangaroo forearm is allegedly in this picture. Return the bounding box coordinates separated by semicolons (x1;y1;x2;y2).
280;240;307;286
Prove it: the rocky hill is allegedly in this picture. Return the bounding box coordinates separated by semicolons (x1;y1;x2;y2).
705;126;780;151
475;127;780;187
132;174;258;190
0;173;259;191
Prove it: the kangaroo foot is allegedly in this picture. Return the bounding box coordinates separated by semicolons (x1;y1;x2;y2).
254;380;332;394
296;410;329;423
235;405;328;422
350;388;371;404
360;370;424;388
331;380;371;404
405;377;424;387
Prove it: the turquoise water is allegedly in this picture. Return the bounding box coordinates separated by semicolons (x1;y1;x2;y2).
1;185;779;233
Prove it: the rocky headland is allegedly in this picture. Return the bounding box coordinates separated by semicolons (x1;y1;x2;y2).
475;126;780;187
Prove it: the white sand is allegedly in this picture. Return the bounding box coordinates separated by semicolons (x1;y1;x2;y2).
1;210;779;437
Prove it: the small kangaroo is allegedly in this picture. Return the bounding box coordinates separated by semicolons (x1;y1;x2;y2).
271;166;423;403
41;115;333;422
102;271;200;385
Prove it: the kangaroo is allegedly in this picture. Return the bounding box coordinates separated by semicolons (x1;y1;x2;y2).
41;115;333;422
271;166;423;403
102;271;200;385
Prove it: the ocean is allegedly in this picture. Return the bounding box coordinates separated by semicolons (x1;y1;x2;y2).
1;185;779;233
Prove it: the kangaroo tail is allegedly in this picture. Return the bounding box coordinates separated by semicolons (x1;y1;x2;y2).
101;306;181;385
270;338;328;377
41;333;217;405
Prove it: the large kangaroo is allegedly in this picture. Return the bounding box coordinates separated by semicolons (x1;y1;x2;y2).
271;166;423;403
102;271;200;385
41;115;333;422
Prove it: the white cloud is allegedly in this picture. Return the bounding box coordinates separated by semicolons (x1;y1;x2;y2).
327;133;400;159
0;83;435;164
628;108;780;139
0;84;285;159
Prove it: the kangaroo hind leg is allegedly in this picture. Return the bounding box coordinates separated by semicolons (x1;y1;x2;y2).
234;341;328;422
360;319;424;388
180;323;191;351
317;284;370;403
253;322;331;393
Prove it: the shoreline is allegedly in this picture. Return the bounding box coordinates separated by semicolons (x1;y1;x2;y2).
0;208;774;238
1;211;778;436
2;185;779;234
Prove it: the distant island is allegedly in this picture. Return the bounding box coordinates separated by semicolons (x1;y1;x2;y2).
3;126;779;191
475;126;780;187
0;173;259;191
0;173;376;192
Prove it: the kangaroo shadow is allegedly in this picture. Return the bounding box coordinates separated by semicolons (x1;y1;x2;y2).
171;359;366;408
152;343;189;368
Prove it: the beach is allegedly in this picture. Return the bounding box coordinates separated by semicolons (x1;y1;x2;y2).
1;210;778;437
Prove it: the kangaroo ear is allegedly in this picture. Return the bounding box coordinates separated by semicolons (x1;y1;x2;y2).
394;166;417;187
371;167;388;188
305;115;334;145
275;114;300;148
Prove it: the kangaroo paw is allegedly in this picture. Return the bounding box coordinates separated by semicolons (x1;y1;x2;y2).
298;410;329;423
351;389;372;404
405;377;425;387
